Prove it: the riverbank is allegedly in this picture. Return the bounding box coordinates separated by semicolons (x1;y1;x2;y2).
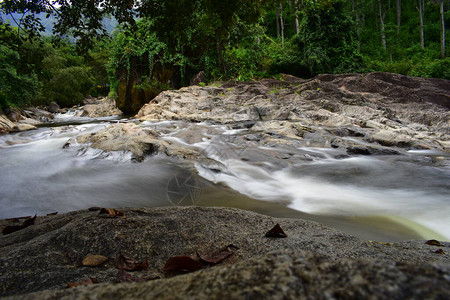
1;207;449;298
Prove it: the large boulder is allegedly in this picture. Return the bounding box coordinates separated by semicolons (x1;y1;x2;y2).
80;98;122;118
0;114;37;134
64;123;205;162
135;73;450;153
0;114;16;134
0;207;449;298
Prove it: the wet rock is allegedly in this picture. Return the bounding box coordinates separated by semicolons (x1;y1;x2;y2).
80;98;122;118
370;130;413;147
23;107;54;122
135;73;449;153
47;102;60;113
4;107;25;122
0;207;449;298
190;71;206;86
17;118;41;126
346;146;400;156
65;123;206;162
0;114;16;134
0;114;37;134
15;123;37;132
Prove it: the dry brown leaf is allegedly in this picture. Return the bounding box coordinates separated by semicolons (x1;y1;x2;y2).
163;255;202;274
6;216;31;222
116;254;148;271
98;208;125;218
425;239;444;247
197;245;235;264
67;278;99;288
115;270;160;283
21;214;37;227
434;249;446;255
369;241;392;246
2;215;37;235
265;223;287;238
82;255;108;267
2;225;23;235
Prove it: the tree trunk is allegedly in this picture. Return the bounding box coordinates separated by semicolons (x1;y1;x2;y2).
353;0;361;52
276;3;280;38
362;0;365;27
280;2;285;47
216;33;225;73
418;0;425;49
292;0;300;34
396;0;401;36
440;1;446;57
379;0;387;50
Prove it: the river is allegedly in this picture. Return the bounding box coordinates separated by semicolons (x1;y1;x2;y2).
1;111;449;242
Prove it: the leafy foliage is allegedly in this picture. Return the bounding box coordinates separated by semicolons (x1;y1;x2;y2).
0;0;448;111
0;41;40;109
297;0;363;75
41;66;94;107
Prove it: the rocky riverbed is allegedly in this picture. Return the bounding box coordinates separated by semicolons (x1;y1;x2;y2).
136;72;449;152
0;72;449;298
1;207;449;299
0;97;122;134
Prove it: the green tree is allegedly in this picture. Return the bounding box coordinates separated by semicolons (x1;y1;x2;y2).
298;0;363;75
0;44;40;109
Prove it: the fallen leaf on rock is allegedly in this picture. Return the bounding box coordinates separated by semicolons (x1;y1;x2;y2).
425;239;444;247
369;241;391;246
115;270;159;283
82;255;108;267
197;245;236;264
265;223;287;238
2;225;23;235
67;278;99;288
22;214;37;227
434;249;446;255
6;216;31;222
98;208;125;218
116;270;146;283
163;255;202;274
2;215;37;235
116;254;148;271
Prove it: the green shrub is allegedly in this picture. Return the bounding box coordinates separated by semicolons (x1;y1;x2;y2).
223;46;264;81
0;45;41;109
410;58;450;79
42;67;94;107
298;0;363;75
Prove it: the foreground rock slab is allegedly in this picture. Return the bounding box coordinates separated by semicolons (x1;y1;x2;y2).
15;249;450;300
1;207;449;298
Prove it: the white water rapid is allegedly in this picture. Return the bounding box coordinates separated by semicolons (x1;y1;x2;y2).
1;113;449;241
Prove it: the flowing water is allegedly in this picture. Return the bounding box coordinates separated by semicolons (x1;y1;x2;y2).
1;112;449;242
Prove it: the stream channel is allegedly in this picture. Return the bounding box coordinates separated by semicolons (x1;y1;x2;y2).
1;111;449;242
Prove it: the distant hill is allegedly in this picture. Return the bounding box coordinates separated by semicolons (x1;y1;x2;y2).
0;12;118;36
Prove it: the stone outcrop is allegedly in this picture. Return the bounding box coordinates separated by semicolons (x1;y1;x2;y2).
136;72;450;153
0;114;37;134
79;98;122;118
64;123;207;162
1;207;449;298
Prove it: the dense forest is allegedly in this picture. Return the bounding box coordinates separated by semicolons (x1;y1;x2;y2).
1;0;448;113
